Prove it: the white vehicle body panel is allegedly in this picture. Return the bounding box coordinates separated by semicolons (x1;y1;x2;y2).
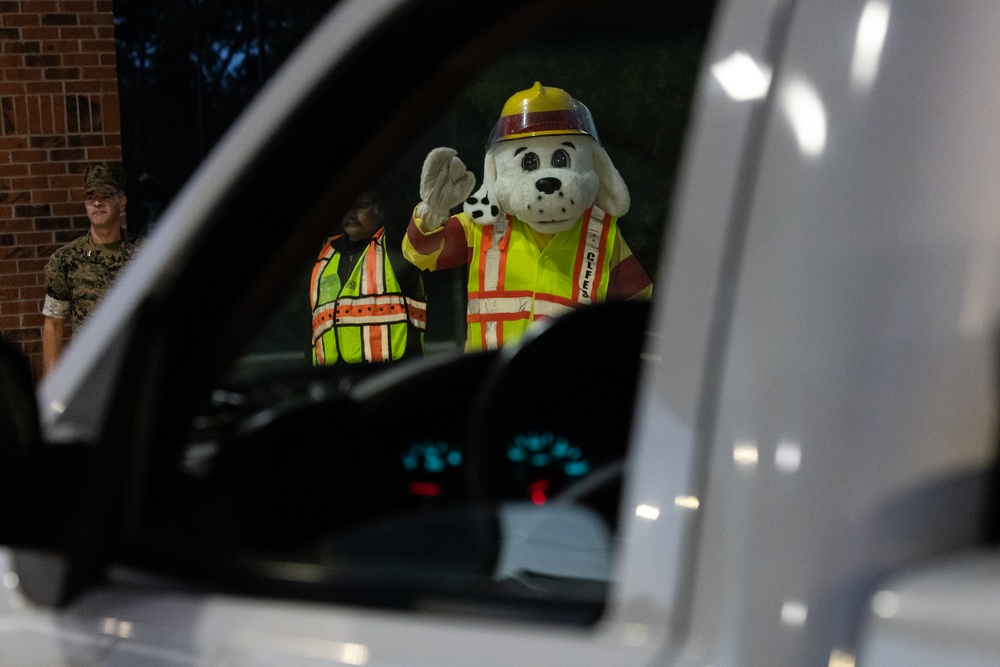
858;552;1000;666
680;0;1000;664
3;0;998;664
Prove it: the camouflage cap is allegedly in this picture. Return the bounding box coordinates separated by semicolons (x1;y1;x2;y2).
83;163;127;194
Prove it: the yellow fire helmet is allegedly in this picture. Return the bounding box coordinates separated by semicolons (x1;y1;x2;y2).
486;82;600;152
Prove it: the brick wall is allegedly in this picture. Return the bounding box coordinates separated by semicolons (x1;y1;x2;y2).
0;0;122;382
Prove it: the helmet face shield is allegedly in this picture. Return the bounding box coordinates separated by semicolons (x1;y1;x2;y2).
486;83;600;152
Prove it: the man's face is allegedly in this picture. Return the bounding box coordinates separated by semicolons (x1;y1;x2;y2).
84;190;126;228
341;196;381;242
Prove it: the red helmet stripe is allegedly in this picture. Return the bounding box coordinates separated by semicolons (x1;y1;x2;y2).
494;109;587;139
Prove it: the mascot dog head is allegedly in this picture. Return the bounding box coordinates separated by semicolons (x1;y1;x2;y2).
470;83;630;234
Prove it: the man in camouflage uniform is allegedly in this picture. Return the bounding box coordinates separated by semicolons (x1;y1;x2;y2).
42;163;143;375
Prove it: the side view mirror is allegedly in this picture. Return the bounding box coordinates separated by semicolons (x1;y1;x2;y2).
0;338;90;557
0;336;40;461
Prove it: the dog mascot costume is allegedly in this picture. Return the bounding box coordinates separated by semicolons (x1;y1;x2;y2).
403;82;652;351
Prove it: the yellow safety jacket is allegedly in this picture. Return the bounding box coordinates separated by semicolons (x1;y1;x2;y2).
466;206;618;351
311;228;426;364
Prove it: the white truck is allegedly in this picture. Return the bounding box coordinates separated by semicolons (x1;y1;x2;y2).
1;0;998;664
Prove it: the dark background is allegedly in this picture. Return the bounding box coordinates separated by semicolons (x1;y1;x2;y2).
110;0;709;282
112;0;340;234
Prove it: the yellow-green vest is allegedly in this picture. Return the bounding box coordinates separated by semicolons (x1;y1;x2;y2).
466;206;618;351
311;228;426;364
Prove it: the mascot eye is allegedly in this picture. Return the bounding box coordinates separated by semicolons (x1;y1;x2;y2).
521;152;540;171
551;149;570;169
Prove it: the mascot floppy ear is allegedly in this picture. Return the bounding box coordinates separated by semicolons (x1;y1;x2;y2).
482;150;497;197
592;142;630;217
461;152;504;226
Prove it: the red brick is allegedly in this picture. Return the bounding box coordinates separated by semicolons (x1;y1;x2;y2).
102;95;119;132
77;13;112;28
19;261;49;275
14;204;51;218
7;95;29;132
0;194;30;208
0;273;36;288
43;67;81;80
80;65;115;80
22;27;63;42
58;26;96;40
3;15;40;28
49;174;77;189
63;80;102;94
10;176;48;192
87;146;121;161
30;160;67;175
0;164;29;177
0;299;39;315
21;313;45;329
25;53;61;67
68;134;103;147
51;203;80;216
6;68;44;82
22;1;62;12
0;55;25;68
32;94;57;134
63;52;99;67
80;39;112;54
11;148;48;164
41;15;79;28
29;135;66;149
40;38;81;53
31;189;71;205
50;148;86;161
0;219;34;233
25;80;62;94
0;137;28;150
2;245;33;261
64;1;100;11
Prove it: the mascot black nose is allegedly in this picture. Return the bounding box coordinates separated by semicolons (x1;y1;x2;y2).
535;177;562;195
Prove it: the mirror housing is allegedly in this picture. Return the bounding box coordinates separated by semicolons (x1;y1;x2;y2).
0;336;40;461
0;338;91;554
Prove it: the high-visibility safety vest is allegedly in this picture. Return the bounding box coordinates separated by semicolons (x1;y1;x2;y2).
310;228;426;364
467;206;618;351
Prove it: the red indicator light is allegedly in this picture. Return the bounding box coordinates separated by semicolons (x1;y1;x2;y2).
408;481;443;497
527;479;549;505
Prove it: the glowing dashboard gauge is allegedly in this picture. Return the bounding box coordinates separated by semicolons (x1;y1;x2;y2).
400;439;463;498
505;430;593;502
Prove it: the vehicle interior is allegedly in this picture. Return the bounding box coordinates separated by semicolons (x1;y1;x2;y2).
8;0;719;626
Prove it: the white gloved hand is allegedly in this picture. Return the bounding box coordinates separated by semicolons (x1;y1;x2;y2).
418;147;476;230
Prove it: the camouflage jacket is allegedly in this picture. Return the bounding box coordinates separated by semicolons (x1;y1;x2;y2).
43;230;143;329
